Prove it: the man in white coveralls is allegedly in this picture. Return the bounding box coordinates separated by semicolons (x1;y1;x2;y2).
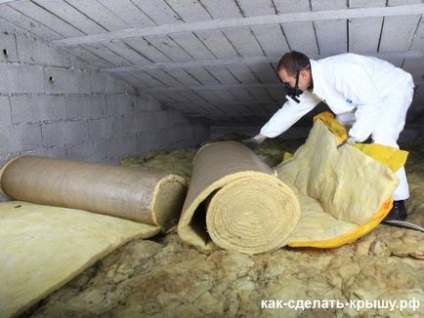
245;51;414;221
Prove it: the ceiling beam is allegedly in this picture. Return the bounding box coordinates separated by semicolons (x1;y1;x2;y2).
141;83;282;93
104;51;424;73
0;0;24;5
106;56;276;73
52;4;424;46
142;80;424;98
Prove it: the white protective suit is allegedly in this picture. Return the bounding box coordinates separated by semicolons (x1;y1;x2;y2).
261;53;414;200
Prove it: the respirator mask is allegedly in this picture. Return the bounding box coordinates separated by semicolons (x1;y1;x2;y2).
284;67;303;103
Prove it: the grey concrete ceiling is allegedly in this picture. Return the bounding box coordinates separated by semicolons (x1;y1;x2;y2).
1;0;424;128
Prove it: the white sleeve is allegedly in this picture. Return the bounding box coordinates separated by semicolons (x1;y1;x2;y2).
260;91;321;138
342;67;385;142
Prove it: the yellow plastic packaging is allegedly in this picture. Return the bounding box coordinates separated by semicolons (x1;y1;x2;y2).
287;112;408;248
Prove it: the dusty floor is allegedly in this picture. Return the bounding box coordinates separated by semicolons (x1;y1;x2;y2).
25;137;424;318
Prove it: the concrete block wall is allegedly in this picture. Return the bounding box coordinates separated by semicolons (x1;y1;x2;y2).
0;23;210;167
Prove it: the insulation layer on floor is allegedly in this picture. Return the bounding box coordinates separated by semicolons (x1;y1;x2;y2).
0;155;189;317
0;201;161;318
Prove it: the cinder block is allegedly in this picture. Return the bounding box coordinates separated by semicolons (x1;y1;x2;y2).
135;131;160;154
134;95;163;113
65;95;106;119
177;126;197;145
66;139;111;162
0;123;42;153
10;94;66;124
38;145;67;159
89;95;107;118
41;120;88;147
113;75;143;91
192;123;210;143
0;128;12;153
156;111;172;129
151;130;174;149
109;116;125;136
133;119;210;153
92;70;128;94
64;95;90;119
45;67;91;94
136;111;170;132
169;128;195;148
0;33;18;63
0;63;45;94
106;94;132;116
121;113;135;136
135;112;165;133
87;118;114;141
124;95;157;115
0;96;12;126
18;123;42;151
16;34;71;67
122;112;148;136
68;53;89;70
17;145;67;160
349;0;386;8
170;110;190;126
107;135;137;161
67;46;111;69
115;77;138;96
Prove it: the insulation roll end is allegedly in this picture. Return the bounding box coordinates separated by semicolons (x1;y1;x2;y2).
178;141;302;254
206;175;301;254
0;155;21;196
151;175;187;229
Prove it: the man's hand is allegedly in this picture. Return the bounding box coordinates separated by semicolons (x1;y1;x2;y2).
242;134;266;150
346;137;357;144
336;112;356;126
337;136;359;149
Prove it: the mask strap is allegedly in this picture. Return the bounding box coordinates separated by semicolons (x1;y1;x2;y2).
290;61;302;103
294;68;300;91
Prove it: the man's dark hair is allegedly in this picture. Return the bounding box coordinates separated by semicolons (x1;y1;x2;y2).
277;51;310;76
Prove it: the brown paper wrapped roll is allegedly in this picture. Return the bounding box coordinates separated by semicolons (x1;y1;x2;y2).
0;155;187;228
178;141;301;254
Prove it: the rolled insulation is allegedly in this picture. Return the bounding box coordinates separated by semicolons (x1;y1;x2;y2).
0;155;187;228
178;141;301;254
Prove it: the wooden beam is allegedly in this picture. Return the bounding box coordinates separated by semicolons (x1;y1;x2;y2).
52;4;424;46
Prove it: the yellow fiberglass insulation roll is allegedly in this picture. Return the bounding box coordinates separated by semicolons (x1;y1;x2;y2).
177;141;301;255
0;155;188;317
179;119;403;254
0;155;187;229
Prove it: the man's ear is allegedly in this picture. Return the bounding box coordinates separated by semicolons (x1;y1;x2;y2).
299;69;309;78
